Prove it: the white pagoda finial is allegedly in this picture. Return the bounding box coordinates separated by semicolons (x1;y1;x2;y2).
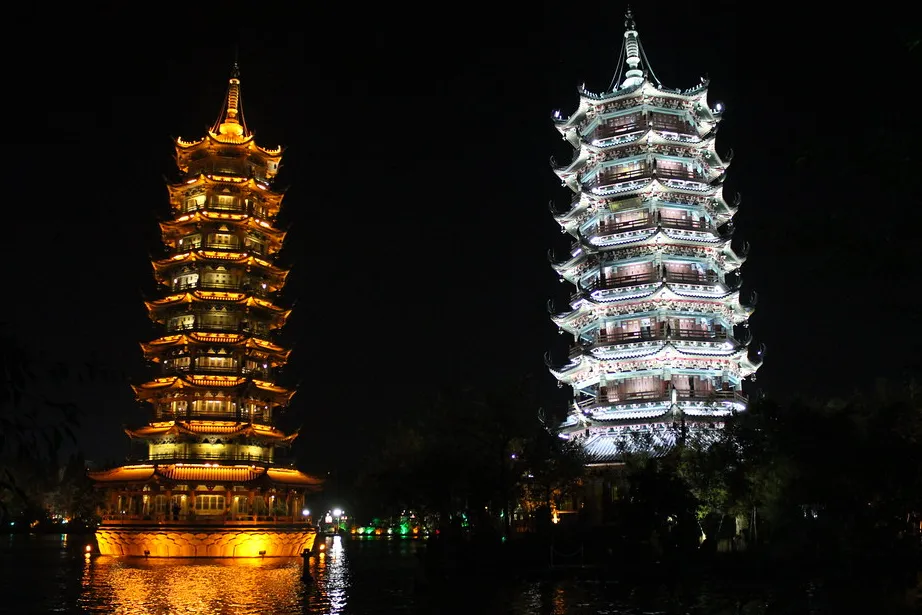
621;6;645;88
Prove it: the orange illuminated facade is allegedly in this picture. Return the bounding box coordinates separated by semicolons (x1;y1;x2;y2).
90;66;320;556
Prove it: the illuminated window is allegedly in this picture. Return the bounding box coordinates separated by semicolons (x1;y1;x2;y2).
194;495;225;511
184;195;205;212
214;195;236;210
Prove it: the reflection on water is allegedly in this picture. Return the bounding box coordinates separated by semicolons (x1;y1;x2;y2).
79;554;307;614
307;535;350;614
0;533;831;614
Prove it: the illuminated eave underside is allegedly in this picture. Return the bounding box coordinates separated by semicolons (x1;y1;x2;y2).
140;334;289;359
554;184;736;226
553;80;714;133
132;376;294;402
566;282;740;309
151;250;289;278
553;134;719;181
551;295;754;335
551;343;757;376
167;175;283;204
175;133;283;157
160;211;286;239
125;420;297;442
552;232;730;276
89;463;322;488
145;291;289;315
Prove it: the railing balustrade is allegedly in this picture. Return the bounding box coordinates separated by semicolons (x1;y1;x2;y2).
145;452;274;463
660;216;711;231
664;271;718;285
100;513;310;526
576;387;746;408
597;214;654;235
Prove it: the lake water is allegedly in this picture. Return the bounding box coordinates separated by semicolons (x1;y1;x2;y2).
0;532;899;614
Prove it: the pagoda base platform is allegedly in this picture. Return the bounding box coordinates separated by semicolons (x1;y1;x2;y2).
95;524;317;557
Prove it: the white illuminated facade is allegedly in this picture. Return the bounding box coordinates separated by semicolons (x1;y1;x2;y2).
547;11;761;461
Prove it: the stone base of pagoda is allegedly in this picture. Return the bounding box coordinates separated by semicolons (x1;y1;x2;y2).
95;524;317;557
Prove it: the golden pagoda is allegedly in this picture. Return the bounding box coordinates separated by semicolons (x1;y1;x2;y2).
89;66;321;557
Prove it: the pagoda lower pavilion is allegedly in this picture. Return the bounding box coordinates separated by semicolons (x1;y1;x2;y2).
89;67;322;558
547;11;762;464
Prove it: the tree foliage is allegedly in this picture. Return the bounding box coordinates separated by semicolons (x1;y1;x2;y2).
0;329;80;516
353;376;586;536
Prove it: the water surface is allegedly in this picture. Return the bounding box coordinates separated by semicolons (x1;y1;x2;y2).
0;533;843;614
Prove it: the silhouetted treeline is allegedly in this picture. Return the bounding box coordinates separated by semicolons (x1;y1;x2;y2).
349;376;585;536
610;391;922;592
345;381;922;586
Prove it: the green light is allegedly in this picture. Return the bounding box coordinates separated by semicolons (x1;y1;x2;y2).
399;523;410;535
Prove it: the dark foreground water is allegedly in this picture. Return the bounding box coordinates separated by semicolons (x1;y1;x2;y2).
0;533;904;614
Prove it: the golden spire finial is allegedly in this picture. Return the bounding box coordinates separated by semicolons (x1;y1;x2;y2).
212;59;249;140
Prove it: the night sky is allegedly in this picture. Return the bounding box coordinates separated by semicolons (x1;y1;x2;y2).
1;2;917;473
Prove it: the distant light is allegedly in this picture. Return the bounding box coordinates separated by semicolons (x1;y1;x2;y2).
85;545;92;553
324;514;333;524
333;508;342;517
715;102;724;112
302;509;310;517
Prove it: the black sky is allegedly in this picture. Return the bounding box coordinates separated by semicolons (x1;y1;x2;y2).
1;1;917;472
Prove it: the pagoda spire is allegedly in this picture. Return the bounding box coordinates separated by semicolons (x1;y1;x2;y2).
615;6;660;90
211;62;250;139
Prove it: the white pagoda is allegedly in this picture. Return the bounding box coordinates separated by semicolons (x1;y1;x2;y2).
547;10;762;462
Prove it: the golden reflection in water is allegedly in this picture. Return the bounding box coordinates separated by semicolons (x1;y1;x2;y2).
306;535;350;614
78;555;307;614
551;585;567;615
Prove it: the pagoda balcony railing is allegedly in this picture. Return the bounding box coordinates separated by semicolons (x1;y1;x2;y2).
592;215;714;238
585;166;707;192
201;241;243;250
593;123;644;141
664;271;718;285
180;203;274;220
145;452;275;464
576;388;746;408
597;214;655;235
152;411;273;423
164;365;243;376
171;282;272;297
571;273;658;300
570;327;729;356
660;216;712;231
100;513;312;526
167;322;272;336
206;202;242;212
658;169;706;182
651;121;696;136
587;165;650;189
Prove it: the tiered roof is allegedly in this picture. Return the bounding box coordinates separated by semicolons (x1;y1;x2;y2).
547;11;761;460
